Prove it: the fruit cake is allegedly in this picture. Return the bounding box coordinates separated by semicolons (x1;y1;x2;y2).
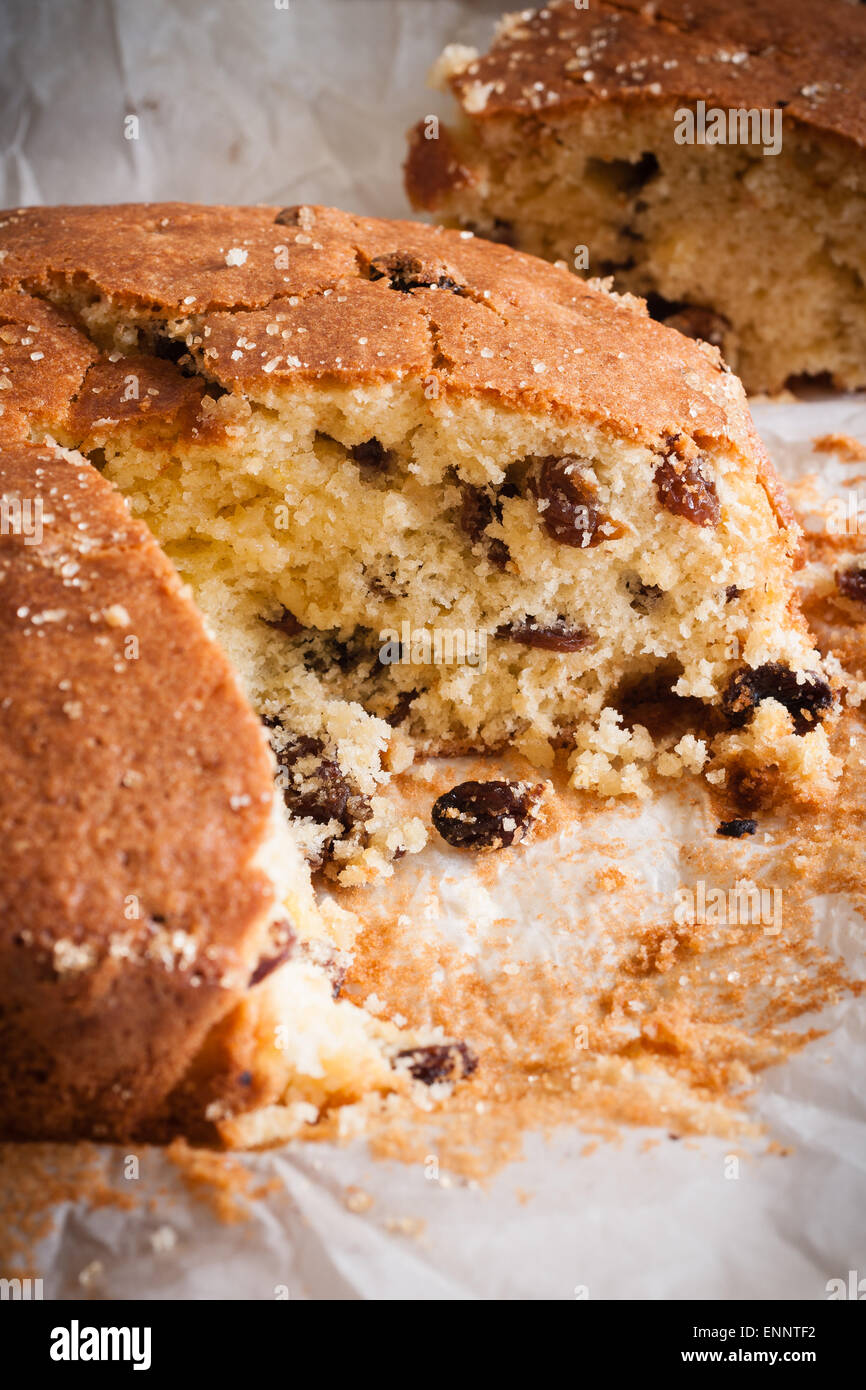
404;0;866;394
0;202;839;1139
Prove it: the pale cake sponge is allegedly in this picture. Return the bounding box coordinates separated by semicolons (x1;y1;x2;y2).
0;202;839;888
405;0;866;395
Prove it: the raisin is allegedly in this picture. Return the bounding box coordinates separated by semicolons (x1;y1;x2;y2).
532;456;625;548
460;484;511;568
248;920;297;987
385;687;418;727
836;566;866;604
654;454;720;527
367;251;462;294
725;585;741;603
301;629;378;678
351;438;391;471
496;618;592;652
716;818;757;838
432;779;545;851
271;732;371;829
394;1042;478;1085
722;663;833;734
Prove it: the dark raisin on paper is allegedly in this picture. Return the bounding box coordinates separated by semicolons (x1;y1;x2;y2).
532;456;626;548
654;454;721;527
432;779;545;852
367;251;462;294
394;1042;478;1085
835;566;866;605
716;818;758;839
721;662;833;735
495;617;593;652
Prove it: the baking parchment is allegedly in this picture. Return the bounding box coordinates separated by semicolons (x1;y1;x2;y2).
1;0;865;1301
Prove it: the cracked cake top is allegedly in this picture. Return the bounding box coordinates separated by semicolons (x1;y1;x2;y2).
432;0;866;148
0;200;774;469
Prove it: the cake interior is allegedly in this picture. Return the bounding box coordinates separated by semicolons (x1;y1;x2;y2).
32;281;838;893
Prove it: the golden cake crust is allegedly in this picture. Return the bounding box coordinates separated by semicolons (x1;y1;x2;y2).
2;201;771;466
0;440;280;1139
435;0;866;149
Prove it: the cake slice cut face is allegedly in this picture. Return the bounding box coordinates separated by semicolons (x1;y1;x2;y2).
0;203;838;879
404;0;866;394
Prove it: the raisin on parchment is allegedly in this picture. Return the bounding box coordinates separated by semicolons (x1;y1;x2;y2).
716;819;757;839
432;779;545;851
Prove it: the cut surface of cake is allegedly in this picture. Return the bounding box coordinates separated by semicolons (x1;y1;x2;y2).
404;0;866;394
0;202;838;850
0;202;841;1143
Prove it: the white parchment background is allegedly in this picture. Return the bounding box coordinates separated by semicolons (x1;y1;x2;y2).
1;0;865;1300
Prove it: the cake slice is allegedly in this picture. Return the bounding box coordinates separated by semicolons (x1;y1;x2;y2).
0;438;434;1145
405;0;866;394
0;202;838;839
